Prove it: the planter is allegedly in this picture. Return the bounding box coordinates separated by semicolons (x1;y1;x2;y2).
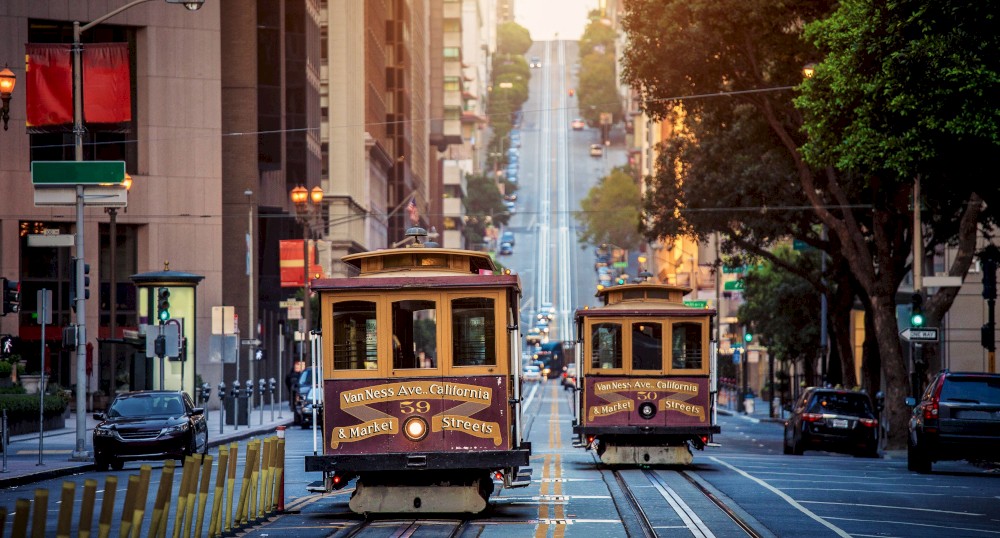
20;374;48;394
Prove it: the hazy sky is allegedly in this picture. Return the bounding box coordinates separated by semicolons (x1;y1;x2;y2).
515;0;594;42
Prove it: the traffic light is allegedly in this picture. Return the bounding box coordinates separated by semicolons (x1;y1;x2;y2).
981;324;995;352
157;287;171;322
983;259;997;300
1;278;19;316
910;292;925;327
744;332;753;344
154;334;166;357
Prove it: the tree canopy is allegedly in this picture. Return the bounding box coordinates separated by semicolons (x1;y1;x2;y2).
621;0;999;448
463;173;511;247
497;22;532;56
575;167;644;251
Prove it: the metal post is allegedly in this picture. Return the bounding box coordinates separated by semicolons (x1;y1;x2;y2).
277;326;284;419
158;323;165;390
218;382;225;435
269;378;275;422
246;191;255;424
258;379;264;425
301;220;311;372
235;328;240;431
108;207;118;398
2;409;8;473
38;290;47;466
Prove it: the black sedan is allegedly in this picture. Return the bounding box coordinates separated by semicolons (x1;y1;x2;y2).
296;386;323;429
784;387;880;457
93;390;208;471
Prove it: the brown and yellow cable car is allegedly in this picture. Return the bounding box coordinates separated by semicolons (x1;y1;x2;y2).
572;282;720;465
304;230;531;513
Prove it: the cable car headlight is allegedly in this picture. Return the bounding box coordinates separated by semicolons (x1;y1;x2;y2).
638;402;657;420
403;416;429;442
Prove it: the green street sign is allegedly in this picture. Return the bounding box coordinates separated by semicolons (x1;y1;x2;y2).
612;261;628;269
722;265;745;274
31;161;126;186
793;239;816;252
684;300;708;308
724;279;745;291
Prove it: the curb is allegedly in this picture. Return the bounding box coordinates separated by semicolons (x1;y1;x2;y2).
0;419;292;489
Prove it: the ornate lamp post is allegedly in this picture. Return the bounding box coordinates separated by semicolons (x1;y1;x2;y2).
105;173;132;398
290;185;324;371
0;65;15;131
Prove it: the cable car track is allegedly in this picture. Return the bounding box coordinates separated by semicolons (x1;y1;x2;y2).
339;518;470;538
611;468;763;538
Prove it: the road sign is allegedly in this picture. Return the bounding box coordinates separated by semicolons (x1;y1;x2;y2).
279;299;303;308
900;327;939;342
145;324;180;358
31;161;126;186
724;279;745;291
684;300;708;308
211;306;236;335
241;338;261;347
27;233;75;247
722;265;745;274
612;261;628;269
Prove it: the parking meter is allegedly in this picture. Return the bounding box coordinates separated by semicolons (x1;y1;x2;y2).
200;382;211;404
268;378;276;395
244;379;253;398
259;378;266;395
231;381;241;399
218;382;227;402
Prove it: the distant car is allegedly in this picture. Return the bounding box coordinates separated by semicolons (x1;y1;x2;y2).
93;391;208;471
589;144;603;157
529;57;542;68
562;364;577;391
501;231;515;246
522;365;542;382
297;386;323;429
571;118;585;130
506;164;518;176
783;387;880;458
539;302;556;320
526;328;542;346
504;200;516;214
499;242;513;255
906;370;1000;473
292;368;314;423
503;192;518;202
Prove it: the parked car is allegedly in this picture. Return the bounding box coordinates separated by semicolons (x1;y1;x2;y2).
296;386;323;429
501;231;515;246
571;118;585;130
93;390;208;471
589;144;603;157
499;242;513;255
522;364;542;383
906;370;1000;473
504;201;516;214
562;364;577;391
529;56;542;68
292;367;314;423
503;192;518;202
783;388;880;457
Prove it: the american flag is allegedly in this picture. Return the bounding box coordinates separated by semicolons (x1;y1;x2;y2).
407;197;419;225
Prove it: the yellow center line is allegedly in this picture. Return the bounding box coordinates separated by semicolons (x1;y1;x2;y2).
552;383;565;538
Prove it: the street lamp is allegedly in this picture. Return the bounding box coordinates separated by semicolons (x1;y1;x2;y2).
67;0;205;461
105;173;132;398
290;185;324;372
0;64;15;131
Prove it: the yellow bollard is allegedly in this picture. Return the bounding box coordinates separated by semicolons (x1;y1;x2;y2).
171;456;196;538
208;445;228;538
130;465;153;538
181;454;202;536
194;454;214;538
12;499;30;538
56;481;76;538
262;438;274;514
31;488;49;538
248;440;261;522
119;474;140;538
97;476;119;538
235;441;257;526
146;460;175;538
273;438;285;512
267;437;278;513
79;478;98;538
224;443;238;533
258;439;272;519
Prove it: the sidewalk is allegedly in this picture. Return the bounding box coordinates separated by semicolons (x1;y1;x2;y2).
716;391;786;424
0;400;294;488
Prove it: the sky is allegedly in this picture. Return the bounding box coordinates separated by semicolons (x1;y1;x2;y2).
514;0;594;42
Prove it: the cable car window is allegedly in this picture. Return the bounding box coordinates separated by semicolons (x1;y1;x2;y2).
672;322;703;369
332;301;378;370
392;300;437;369
591;323;622;369
452;297;496;366
631;322;662;370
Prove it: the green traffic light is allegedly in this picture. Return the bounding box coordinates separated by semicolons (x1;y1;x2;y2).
159;309;170;322
744;333;753;343
911;313;925;327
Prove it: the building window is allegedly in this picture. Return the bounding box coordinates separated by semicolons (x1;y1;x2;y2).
443;47;460;59
444;76;461;92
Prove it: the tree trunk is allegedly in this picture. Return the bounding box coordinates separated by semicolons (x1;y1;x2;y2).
871;294;909;449
829;272;858;388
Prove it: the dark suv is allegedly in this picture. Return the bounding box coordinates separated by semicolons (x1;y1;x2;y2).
783;388;880;457
906;370;1000;473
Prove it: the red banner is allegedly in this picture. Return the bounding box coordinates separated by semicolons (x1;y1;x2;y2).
280;240;324;287
25;44;73;128
83;43;132;124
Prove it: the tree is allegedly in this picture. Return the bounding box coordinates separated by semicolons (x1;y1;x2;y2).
579;14;616;55
578;53;622;126
621;0;998;448
575;167;644;250
463;173;511;247
738;246;822;386
497;22;532;56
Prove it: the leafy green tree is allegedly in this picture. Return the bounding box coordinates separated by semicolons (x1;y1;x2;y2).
575;167;644;250
580;17;616;55
497;22;532;55
493;54;530;81
577;53;622;126
463;173;511;247
738;246;822;384
621;0;997;447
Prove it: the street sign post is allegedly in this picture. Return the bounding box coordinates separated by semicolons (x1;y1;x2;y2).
684;300;708;308
900;327;939;342
724;280;745;291
31;161;126;185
